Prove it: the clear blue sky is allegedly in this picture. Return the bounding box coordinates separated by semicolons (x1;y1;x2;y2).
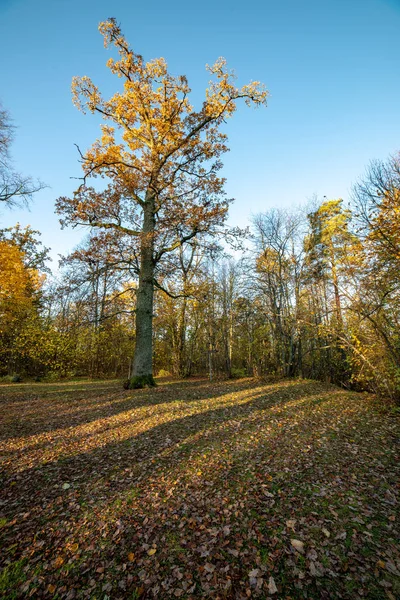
1;0;399;266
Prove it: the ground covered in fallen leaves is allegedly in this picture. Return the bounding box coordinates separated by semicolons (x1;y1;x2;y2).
0;377;399;599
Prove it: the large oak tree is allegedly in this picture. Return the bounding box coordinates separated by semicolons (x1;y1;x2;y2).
57;18;268;387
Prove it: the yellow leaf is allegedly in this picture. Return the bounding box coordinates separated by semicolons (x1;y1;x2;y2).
147;548;157;556
290;539;305;554
70;543;79;553
286;519;296;531
48;584;56;594
377;560;385;569
322;528;330;538
128;552;135;561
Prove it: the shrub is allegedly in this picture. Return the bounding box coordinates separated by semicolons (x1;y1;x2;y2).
157;369;171;377
230;367;247;379
42;371;60;383
0;375;15;383
0;374;23;383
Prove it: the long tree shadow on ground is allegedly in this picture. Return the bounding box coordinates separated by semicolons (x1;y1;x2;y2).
1;380;328;496
0;377;277;441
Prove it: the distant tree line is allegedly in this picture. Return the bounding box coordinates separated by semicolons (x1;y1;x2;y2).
1;152;399;399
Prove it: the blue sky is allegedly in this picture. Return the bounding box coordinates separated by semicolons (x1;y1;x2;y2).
1;0;399;267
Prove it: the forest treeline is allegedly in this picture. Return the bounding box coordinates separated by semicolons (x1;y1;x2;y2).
1;152;399;398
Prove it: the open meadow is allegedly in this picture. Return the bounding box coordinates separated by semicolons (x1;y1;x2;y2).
0;378;399;599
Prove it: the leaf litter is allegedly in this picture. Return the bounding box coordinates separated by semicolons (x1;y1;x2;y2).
0;377;399;598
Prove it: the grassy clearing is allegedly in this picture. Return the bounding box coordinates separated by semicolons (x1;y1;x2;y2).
0;377;399;599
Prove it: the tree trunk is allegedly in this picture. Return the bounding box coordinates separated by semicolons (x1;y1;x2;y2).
130;199;156;388
176;297;187;377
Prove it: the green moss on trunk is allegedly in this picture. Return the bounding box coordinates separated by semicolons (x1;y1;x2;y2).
126;374;157;389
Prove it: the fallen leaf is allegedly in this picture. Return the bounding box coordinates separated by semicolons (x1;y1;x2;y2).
268;576;278;594
307;548;318;561
385;561;400;576
70;543;79;553
147;548;157;556
291;539;305;554
62;483;71;490
263;490;274;498
322;528;330;538
286;519;296;531
54;556;64;568
377;560;386;569
128;552;135;562
249;568;260;578
48;584;56;594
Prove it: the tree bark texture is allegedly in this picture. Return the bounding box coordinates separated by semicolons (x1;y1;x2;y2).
130;200;156;387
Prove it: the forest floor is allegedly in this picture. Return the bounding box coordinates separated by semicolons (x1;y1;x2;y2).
0;377;399;600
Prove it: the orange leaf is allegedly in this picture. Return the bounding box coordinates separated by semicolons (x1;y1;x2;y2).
128;552;135;561
54;556;64;568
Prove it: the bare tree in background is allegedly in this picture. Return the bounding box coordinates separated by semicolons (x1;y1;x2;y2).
0;102;45;208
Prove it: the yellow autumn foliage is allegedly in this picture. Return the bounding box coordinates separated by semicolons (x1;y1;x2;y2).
0;240;41;332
